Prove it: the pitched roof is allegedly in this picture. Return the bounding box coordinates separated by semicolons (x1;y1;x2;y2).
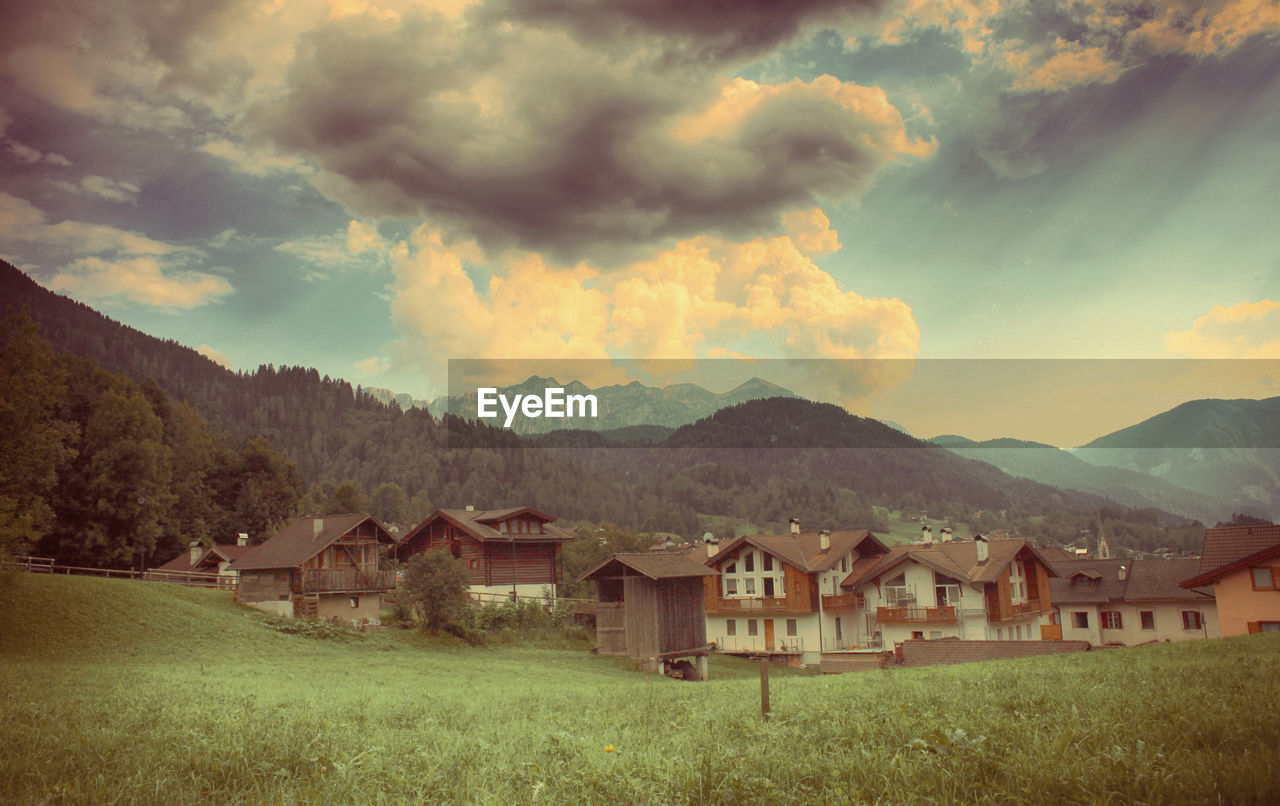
706;531;888;574
401;507;571;545
1124;559;1212;601
154;542;255;572
1047;559;1131;604
843;539;1059;588
228;514;393;571
579;552;719;582
1183;524;1280;587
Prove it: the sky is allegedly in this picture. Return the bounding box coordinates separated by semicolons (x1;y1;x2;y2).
2;0;1278;445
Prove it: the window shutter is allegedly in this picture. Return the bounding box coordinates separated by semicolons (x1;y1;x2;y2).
1248;621;1262;634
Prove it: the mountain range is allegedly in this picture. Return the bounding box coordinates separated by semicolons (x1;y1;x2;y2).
429;375;798;433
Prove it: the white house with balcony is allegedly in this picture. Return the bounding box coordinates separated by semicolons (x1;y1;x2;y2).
702;521;891;665
839;536;1061;647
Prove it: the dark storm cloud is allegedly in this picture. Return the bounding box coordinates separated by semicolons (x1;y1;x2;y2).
248;4;930;263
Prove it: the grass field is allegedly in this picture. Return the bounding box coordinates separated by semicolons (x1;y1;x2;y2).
2;573;1279;804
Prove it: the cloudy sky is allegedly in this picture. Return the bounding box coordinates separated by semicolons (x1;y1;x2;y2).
2;0;1278;443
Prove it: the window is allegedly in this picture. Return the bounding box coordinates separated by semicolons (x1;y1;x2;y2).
349;596;359;608
763;554;773;572
911;630;925;640
1182;611;1204;630
468;558;479;570
747;619;758;636
726;619;737;636
929;631;942;640
724;578;738;596
1252;567;1277;590
725;561;736;574
1140;611;1155;631
841;557;847;573
1072;612;1089;629
744;578;756;595
744;552;754;573
997;628;1003;640
1101;611;1122;630
786;618;797;636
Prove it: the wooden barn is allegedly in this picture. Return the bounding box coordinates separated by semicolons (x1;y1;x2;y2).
581;552;718;679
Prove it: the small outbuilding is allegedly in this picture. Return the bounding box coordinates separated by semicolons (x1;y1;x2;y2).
580;552;718;679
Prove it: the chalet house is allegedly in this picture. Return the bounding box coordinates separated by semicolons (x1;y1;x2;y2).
1181;523;1280;636
1053;558;1219;645
702;525;890;664
227;514;397;624
152;533;255;580
396;506;571;599
840;537;1060;648
581;552;718;678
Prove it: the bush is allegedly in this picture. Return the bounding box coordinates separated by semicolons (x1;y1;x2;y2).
400;550;472;632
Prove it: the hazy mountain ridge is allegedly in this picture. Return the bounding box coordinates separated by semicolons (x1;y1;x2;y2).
928;435;1236;524
1074;397;1280;519
433;374;801;433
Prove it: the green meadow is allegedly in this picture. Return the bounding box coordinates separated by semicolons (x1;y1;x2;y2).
2;574;1278;805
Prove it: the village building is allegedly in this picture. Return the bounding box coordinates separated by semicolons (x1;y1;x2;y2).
152;533;255;582
227;514;397;624
581;552;718;678
840;536;1060;647
395;506;571;599
701;523;891;665
1052;558;1219;645
1181;523;1280;636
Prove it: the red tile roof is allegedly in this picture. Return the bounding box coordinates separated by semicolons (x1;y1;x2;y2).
1183;524;1280;587
1195;524;1280;576
228;514;395;571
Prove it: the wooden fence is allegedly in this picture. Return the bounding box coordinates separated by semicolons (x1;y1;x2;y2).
9;556;235;589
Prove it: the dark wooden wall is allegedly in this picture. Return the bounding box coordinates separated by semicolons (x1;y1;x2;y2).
237;570;291;603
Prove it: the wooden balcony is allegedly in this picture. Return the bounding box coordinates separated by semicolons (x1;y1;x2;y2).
821;592;864;610
708;596;804;615
990;599;1046;622
300;568;397;593
876;605;958;624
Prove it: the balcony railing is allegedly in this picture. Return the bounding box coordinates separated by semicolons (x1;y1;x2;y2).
709;596;796;614
821;592;864;610
300;568;397;593
990;599;1044;622
876;605;958;623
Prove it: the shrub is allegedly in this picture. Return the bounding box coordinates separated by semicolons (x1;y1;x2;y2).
401;550;472;631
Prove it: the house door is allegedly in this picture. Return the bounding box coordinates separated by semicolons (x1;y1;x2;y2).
764;619;775;651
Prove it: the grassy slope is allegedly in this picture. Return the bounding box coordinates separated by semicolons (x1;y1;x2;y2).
3;574;1279;805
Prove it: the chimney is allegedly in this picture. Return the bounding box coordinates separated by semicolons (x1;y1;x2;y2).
819;529;831;550
189;540;202;566
789;518;800;535
940;528;953;543
313;518;324;537
237;533;249;547
705;538;719;558
466;504;475;512
975;534;989;563
921;525;933;545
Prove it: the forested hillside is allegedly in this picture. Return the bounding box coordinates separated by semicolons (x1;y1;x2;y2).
2;261;1209;561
